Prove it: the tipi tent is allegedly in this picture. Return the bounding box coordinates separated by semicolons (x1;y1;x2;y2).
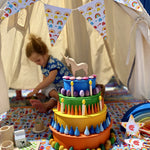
0;0;150;114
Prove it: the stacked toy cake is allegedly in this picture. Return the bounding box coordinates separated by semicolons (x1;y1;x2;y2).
49;74;113;150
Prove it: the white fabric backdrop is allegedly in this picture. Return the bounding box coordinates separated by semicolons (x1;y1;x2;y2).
0;0;144;113
0;0;115;90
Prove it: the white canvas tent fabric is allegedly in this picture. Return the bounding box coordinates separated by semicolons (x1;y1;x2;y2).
117;2;150;99
0;0;149;114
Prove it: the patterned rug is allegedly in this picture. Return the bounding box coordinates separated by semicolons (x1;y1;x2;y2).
9;86;143;108
8;76;144;107
1;77;148;149
0;101;145;150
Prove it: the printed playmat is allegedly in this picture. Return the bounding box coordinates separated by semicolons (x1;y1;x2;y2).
0;100;146;150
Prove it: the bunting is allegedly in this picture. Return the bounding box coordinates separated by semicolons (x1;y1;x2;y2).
114;0;142;12
44;4;72;46
78;0;106;39
1;0;39;20
1;0;108;47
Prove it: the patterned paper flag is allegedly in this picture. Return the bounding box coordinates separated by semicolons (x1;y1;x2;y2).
1;0;39;20
44;4;72;47
121;115;144;137
10;0;39;10
114;0;142;12
78;0;106;39
1;1;19;20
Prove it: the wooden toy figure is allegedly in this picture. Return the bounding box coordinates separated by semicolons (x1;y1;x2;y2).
14;129;27;148
63;55;88;76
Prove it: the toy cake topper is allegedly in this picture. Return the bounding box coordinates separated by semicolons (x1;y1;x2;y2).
121;115;144;138
63;55;88;76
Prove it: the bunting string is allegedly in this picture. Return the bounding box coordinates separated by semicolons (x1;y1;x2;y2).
0;0;143;46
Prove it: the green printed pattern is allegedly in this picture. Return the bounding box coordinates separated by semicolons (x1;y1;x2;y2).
19;142;37;150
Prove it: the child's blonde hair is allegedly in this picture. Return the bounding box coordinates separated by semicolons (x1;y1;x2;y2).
26;34;49;58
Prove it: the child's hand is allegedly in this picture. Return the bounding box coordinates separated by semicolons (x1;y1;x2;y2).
27;92;35;97
30;99;47;113
27;89;39;97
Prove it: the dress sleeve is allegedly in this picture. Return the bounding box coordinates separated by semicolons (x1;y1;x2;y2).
48;58;61;71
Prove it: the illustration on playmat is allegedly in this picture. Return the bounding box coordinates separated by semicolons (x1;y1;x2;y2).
63;55;88;76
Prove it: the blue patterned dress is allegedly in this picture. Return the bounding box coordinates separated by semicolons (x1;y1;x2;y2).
41;55;72;84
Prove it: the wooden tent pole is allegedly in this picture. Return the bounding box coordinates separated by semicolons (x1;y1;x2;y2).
103;38;121;86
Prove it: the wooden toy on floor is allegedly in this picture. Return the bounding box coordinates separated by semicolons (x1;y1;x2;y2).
0;125;14;145
32;118;47;133
14;129;27;148
1;140;14;150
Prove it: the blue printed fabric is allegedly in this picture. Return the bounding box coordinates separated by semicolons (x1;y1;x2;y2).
41;56;72;84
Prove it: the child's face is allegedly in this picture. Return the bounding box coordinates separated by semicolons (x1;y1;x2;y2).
29;52;47;67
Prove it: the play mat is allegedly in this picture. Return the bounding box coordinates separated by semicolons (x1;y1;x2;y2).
0;100;146;150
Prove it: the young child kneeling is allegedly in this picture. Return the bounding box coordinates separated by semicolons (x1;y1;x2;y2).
26;34;72;113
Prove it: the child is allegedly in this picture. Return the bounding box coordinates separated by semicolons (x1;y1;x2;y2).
26;34;72;113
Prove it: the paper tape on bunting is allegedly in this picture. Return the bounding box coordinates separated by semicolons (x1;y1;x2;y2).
114;0;142;12
1;0;39;20
44;4;72;47
78;0;106;39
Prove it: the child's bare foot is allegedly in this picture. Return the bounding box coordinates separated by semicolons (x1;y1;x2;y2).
30;99;57;113
36;93;46;100
30;99;47;113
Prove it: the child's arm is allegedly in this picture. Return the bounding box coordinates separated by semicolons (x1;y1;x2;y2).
35;69;58;90
27;69;58;97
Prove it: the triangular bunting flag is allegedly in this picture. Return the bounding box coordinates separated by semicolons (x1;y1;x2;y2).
1;0;39;20
44;4;72;46
78;0;106;38
114;0;142;12
1;1;19;20
11;0;39;10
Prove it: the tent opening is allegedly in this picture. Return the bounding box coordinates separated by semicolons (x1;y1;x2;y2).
140;0;150;15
